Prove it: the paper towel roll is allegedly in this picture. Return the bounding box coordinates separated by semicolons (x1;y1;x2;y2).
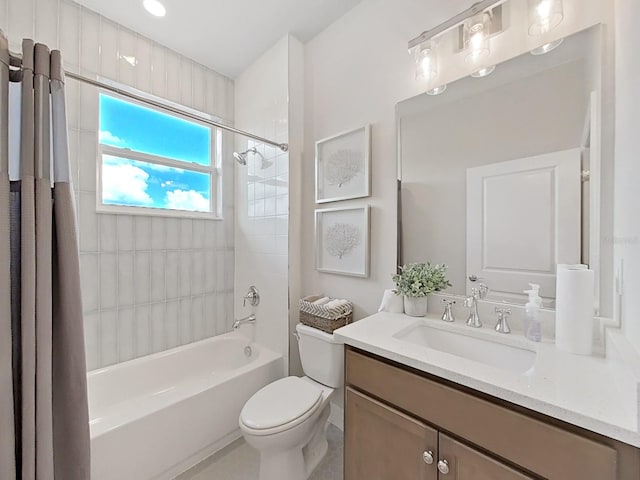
555;266;594;355
378;289;404;313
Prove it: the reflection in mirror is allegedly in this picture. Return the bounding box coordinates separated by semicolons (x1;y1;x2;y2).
397;26;610;311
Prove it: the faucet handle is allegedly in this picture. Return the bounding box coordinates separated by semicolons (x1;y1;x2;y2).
441;299;456;323
477;283;489;300
243;286;260;307
494;306;512;334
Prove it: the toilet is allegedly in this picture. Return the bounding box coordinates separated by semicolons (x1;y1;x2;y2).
239;323;343;480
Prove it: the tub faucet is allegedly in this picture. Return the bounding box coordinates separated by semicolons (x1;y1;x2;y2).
464;284;489;328
233;314;256;330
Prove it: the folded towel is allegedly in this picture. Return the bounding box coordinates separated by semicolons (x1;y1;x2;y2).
313;297;331;305
378;289;404;313
324;299;349;310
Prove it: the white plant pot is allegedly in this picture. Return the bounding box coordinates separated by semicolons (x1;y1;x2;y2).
403;296;428;317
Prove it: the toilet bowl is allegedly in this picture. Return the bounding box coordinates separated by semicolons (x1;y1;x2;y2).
239;324;343;480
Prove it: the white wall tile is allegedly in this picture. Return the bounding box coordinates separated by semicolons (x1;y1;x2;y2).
150;302;165;352
180;219;192;249
165;50;180;103
117;308;135;362
80;253;99;312
150;217;165;250
165;300;179;348
192;65;205;112
192;220;205;249
100;310;118;366
204;294;217;337
204;250;216;293
134;252;150;304
151;45;166;98
179;299;191;344
59;1;80;68
117;252;134;306
100;253;117;309
8;0;34;49
165;251;179;299
135;305;151;357
117;28;136;86
134;216;151;250
100;214;117;252
150;252;165;302
79;192;98;252
78;130;97;192
99;18;119;81
84;312;100;370
35;0;58;48
80;8;100;74
192;296;204;341
192;251;204;295
165;218;179;250
117;215;134;251
179;58;193;108
136;35;153;92
179;251;192;297
79;81;98;133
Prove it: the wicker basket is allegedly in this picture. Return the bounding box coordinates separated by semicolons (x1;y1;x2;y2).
299;296;353;333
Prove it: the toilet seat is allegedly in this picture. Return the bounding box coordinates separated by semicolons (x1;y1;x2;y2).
240;377;323;436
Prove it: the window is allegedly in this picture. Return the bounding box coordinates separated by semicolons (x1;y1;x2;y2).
98;92;221;218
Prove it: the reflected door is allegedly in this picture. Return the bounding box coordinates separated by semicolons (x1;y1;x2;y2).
466;149;581;302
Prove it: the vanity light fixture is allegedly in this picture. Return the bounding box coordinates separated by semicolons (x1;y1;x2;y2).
464;12;492;64
414;42;438;80
426;85;448;96
143;0;166;17
528;0;564;35
471;65;496;78
530;38;564;55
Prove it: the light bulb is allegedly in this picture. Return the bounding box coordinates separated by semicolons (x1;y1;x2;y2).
528;0;563;35
415;42;438;80
464;17;490;64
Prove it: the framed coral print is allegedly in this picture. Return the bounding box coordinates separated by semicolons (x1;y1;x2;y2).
315;206;370;277
315;125;371;203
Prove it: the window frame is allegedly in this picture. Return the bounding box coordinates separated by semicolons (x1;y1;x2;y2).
96;89;222;220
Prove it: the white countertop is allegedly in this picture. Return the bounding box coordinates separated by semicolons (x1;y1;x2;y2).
334;312;640;448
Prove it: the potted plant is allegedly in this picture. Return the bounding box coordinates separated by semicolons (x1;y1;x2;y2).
392;263;451;317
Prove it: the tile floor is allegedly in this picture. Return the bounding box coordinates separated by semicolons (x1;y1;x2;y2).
176;424;344;480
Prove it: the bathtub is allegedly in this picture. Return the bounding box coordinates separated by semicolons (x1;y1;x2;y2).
88;332;283;480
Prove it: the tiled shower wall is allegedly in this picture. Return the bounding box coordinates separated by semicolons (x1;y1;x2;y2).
0;0;236;370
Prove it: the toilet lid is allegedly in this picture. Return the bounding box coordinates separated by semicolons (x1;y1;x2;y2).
240;377;323;430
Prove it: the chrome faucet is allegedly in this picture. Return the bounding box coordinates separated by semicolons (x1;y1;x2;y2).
494;306;512;334
441;299;456;323
233;314;256;330
243;286;260;307
464;284;489;328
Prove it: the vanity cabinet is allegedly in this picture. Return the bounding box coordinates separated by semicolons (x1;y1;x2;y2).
344;347;640;480
346;387;532;480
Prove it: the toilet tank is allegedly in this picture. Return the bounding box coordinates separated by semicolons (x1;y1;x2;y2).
296;323;344;388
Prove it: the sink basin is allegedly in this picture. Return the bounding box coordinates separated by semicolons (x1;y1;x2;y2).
394;324;536;374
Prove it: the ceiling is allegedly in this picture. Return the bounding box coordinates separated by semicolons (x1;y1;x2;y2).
74;0;363;78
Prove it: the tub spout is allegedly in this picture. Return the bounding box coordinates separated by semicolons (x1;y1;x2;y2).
233;314;256;330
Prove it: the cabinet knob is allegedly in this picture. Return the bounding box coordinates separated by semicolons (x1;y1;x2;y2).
422;450;434;465
437;459;450;475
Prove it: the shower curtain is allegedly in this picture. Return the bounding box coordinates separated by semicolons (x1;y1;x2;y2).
0;34;90;479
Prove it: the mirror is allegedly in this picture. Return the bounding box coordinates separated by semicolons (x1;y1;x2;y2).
397;26;612;312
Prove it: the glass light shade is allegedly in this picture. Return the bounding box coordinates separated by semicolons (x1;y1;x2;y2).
530;38;564;55
415;42;438;80
426;84;447;96
528;0;564;35
464;16;491;64
471;65;496;78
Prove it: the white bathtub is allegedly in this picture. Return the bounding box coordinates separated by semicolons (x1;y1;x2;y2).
88;332;283;480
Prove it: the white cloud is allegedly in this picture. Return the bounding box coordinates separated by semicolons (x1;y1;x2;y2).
165;189;209;212
99;130;127;147
103;162;153;205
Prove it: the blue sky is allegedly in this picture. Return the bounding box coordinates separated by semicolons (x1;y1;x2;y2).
99;94;212;212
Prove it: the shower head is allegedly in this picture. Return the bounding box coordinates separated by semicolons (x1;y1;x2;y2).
233;147;258;166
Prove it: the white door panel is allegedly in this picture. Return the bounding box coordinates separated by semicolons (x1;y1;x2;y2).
467;149;581;301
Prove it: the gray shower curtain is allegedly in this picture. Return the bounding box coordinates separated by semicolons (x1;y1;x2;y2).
0;34;90;479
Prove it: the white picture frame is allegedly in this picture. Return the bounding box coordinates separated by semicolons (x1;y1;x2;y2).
315;125;371;203
315;206;370;277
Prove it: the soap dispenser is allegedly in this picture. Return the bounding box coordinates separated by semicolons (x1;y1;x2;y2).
524;284;543;342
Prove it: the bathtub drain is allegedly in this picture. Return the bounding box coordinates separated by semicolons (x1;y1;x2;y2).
244;346;253;358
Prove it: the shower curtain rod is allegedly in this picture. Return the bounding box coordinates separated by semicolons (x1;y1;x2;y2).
8;52;289;152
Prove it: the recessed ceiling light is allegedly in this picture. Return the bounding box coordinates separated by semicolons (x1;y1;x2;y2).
530;38;564;55
143;0;166;17
471;65;496;78
426;85;447;96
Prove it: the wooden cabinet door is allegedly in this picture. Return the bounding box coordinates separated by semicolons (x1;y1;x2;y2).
345;387;438;480
437;434;535;480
